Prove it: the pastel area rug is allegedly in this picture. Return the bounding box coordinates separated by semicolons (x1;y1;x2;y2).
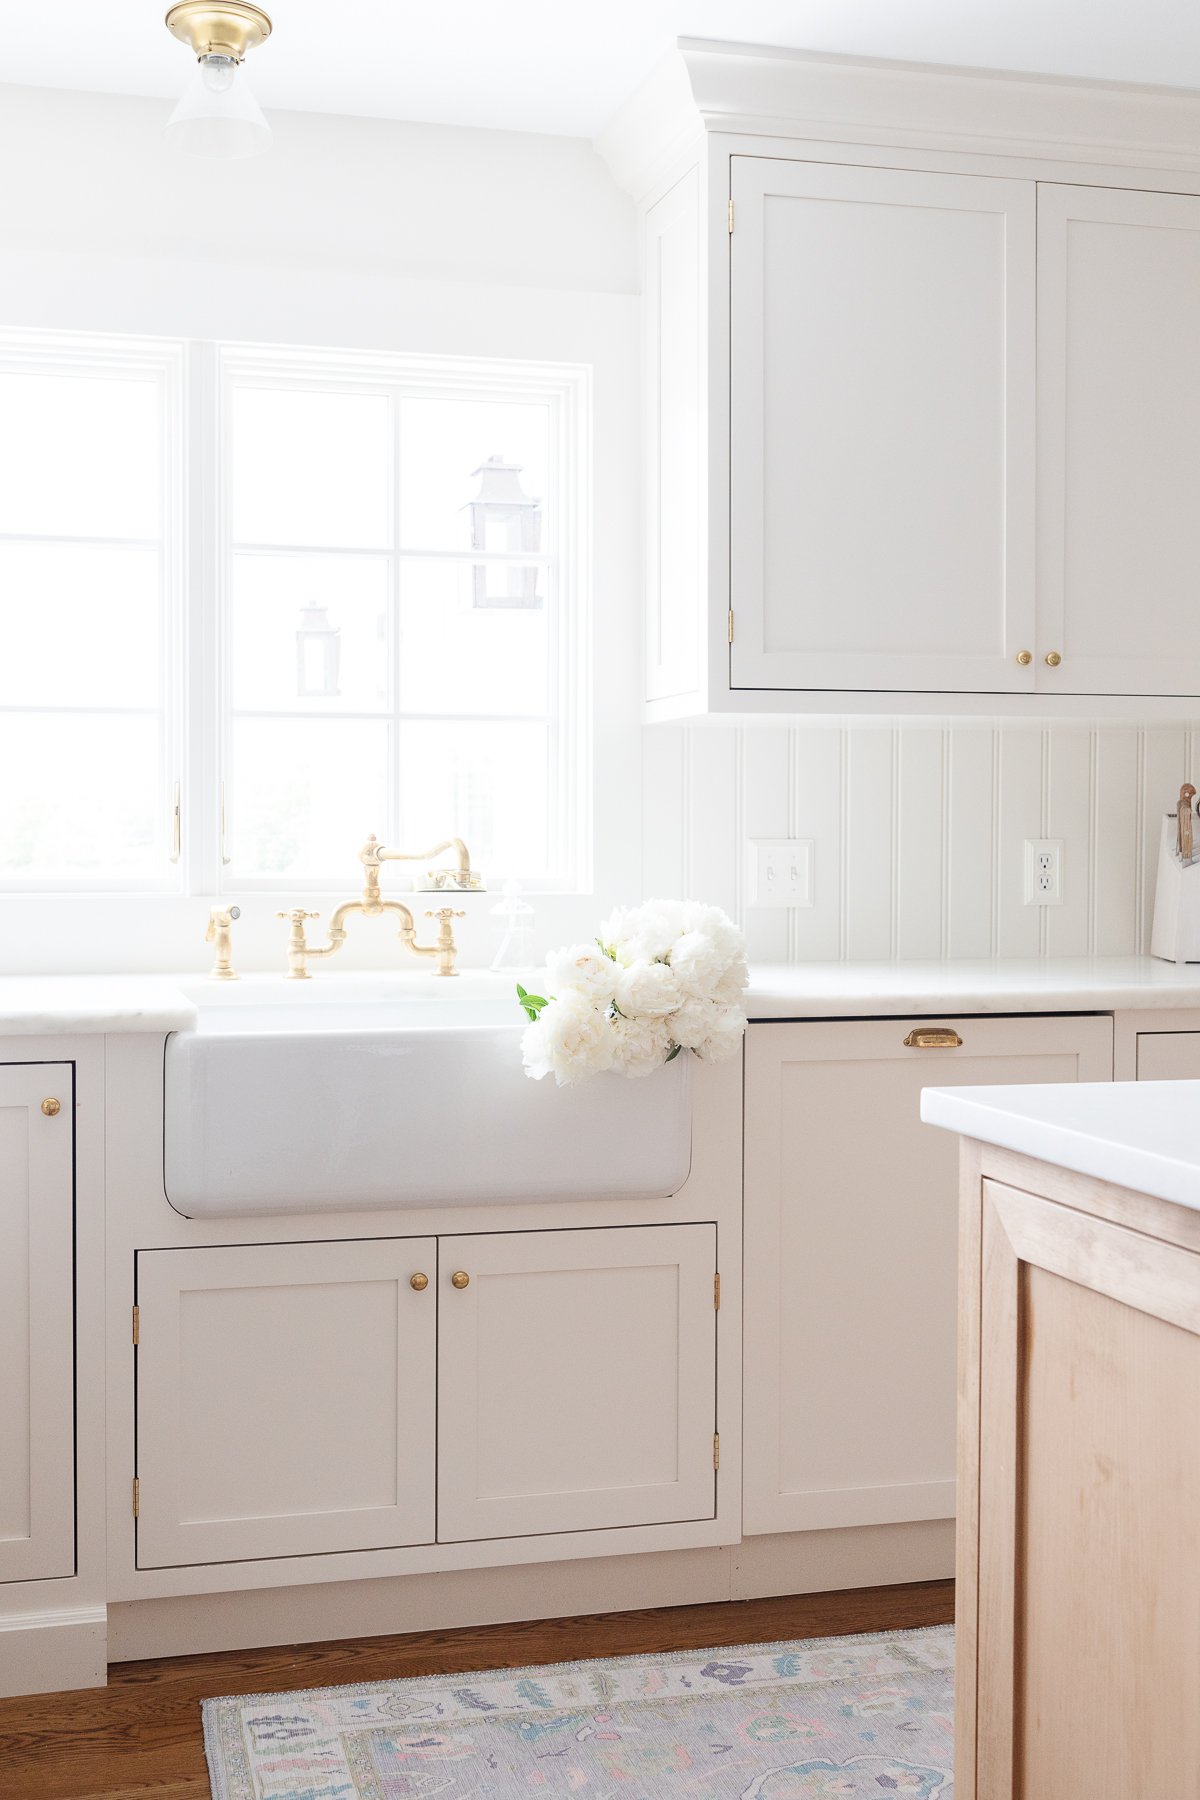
201;1623;954;1799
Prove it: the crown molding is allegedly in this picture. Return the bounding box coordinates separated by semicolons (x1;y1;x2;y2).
597;38;1200;199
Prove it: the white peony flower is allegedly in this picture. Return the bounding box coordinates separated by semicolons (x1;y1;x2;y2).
668;999;746;1063
544;942;618;1004
614;959;681;1018
522;991;615;1086
599;899;686;967
610;1010;673;1078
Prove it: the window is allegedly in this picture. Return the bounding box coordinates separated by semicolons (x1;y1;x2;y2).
0;334;182;888
0;333;590;895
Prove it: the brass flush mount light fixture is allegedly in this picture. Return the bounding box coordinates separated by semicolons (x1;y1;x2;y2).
164;3;273;160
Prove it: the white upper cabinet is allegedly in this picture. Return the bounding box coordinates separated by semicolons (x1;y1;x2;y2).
730;159;1036;696
610;43;1200;716
1037;183;1200;697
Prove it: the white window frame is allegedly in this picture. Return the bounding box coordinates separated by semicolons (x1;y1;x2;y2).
0;330;592;898
0;328;186;893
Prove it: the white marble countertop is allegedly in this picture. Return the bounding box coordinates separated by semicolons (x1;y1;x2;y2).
744;956;1200;1018
4;955;1200;1036
921;1078;1200;1213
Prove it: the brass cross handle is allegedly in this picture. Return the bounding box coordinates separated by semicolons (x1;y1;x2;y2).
424;907;466;923
276;909;320;923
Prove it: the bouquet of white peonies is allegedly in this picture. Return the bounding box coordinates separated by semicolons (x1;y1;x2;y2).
517;899;749;1086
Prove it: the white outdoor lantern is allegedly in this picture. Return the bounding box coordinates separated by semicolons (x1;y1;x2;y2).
295;601;341;697
464;454;543;608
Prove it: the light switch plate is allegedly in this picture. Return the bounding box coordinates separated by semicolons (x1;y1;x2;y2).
1023;838;1064;906
748;839;814;909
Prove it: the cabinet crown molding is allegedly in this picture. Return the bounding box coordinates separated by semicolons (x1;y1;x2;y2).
596;38;1200;198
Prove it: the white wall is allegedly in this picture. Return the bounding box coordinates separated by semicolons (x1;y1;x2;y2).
645;721;1198;963
0;85;641;975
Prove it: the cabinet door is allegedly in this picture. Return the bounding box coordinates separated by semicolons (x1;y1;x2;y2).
0;1064;74;1583
135;1238;436;1568
729;157;1036;694
1038;184;1200;696
1135;1030;1200;1081
743;1015;1112;1535
437;1224;717;1542
964;1179;1200;1798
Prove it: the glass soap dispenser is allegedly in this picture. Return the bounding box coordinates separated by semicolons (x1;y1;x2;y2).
489;880;536;973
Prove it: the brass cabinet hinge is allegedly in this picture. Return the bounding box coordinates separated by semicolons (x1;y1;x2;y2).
132;1477;140;1519
713;1433;720;1471
727;610;735;644
727;199;734;233
714;1272;721;1310
132;1304;140;1347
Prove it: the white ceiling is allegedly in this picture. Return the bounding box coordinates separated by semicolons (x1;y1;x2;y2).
5;1;1200;138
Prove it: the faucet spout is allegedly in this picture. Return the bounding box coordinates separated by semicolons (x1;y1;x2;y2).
278;835;474;978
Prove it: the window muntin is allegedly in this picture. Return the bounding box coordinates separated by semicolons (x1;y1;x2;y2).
0;338;181;888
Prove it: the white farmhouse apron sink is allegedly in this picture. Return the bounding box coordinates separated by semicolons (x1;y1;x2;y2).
162;974;692;1217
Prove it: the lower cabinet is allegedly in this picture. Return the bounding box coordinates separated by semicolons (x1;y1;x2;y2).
1133;1030;1200;1081
742;1015;1113;1535
0;1063;75;1584
134;1222;718;1568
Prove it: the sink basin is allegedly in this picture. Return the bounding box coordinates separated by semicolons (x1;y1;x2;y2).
163;974;692;1217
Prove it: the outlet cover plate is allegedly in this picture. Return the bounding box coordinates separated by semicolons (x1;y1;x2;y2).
748;839;815;909
1023;838;1064;907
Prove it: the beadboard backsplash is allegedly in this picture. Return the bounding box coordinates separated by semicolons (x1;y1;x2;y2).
642;722;1200;963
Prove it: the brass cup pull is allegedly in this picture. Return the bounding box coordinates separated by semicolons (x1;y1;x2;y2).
1044;650;1062;667
409;1272;429;1292
451;1270;470;1290
903;1028;963;1050
40;1097;61;1117
1015;649;1032;666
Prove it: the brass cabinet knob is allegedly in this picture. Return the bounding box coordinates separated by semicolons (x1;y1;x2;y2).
1044;650;1062;667
409;1272;429;1292
40;1097;61;1117
1015;649;1032;666
451;1270;470;1290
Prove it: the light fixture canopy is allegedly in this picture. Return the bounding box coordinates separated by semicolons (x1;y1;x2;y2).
164;3;273;160
164;2;272;61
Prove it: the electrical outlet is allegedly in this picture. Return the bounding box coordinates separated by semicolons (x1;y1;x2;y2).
748;839;814;908
1023;838;1064;907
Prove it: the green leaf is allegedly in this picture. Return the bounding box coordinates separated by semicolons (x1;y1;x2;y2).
665;1044;683;1062
516;984;528;1001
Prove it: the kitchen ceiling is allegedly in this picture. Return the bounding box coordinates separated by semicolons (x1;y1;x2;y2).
4;1;1199;138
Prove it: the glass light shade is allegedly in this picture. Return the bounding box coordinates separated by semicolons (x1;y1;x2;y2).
166;55;271;160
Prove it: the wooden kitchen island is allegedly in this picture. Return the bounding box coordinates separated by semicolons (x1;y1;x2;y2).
922;1078;1200;1800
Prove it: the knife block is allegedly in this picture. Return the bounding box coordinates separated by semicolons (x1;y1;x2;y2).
1151;812;1200;962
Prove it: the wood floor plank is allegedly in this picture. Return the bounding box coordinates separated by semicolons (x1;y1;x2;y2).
0;1581;954;1800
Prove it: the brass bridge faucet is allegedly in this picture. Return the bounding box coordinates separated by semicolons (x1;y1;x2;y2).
276;835;480;980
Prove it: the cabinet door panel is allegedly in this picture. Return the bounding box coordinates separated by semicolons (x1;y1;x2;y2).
967;1180;1200;1798
1136;1030;1200;1081
437;1224;716;1541
0;1063;74;1582
1038;184;1200;696
743;1016;1112;1534
730;157;1036;693
135;1238;436;1568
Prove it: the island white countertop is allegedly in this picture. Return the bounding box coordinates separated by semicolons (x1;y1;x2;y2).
4;955;1200;1036
921;1078;1200;1213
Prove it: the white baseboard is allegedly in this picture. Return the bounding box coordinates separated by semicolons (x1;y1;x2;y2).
109;1522;954;1663
0;1605;108;1697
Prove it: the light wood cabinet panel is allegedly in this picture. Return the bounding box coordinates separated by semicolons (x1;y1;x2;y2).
959;1172;1200;1798
1135;1029;1200;1081
0;1063;74;1584
729;157;1036;695
1037;183;1200;697
135;1238;436;1568
742;1016;1112;1535
436;1224;718;1542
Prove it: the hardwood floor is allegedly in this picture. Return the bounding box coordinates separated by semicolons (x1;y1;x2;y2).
0;1580;953;1800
